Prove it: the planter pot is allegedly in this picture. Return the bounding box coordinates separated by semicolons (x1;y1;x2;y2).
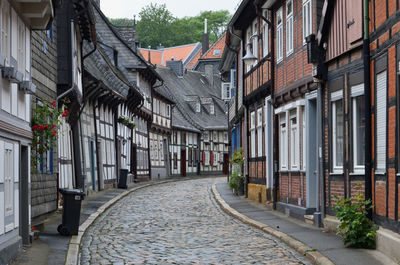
237;178;244;196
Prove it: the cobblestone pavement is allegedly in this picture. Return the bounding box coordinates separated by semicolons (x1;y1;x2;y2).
80;177;310;265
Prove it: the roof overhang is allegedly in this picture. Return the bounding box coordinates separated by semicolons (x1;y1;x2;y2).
12;0;58;30
262;0;277;9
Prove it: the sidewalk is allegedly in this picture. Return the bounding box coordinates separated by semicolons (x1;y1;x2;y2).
13;180;156;265
214;182;396;265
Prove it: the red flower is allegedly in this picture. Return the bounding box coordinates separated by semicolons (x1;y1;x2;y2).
61;110;68;117
39;125;45;131
51;124;55;129
51;100;56;107
32;125;39;131
44;125;49;129
52;130;57;137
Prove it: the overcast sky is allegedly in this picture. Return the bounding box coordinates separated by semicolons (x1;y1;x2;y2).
100;0;241;19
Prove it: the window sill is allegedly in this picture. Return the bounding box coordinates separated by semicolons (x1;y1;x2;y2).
350;171;365;176
375;170;386;175
330;171;344;176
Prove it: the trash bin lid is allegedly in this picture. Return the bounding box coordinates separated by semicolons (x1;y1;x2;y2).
59;188;85;196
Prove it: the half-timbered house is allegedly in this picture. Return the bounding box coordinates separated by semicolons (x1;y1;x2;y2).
0;0;55;262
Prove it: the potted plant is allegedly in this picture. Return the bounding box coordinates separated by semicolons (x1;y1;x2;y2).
229;148;245;195
118;115;136;129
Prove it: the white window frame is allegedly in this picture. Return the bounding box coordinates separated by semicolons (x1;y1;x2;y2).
4;142;14;215
290;108;299;170
331;91;344;173
286;0;293;56
302;107;306;170
166;105;170;117
250;111;256;158
221;82;230;100
252;20;258;66
195;102;201;113
262;9;269;57
302;0;312;44
276;7;283;62
351;84;365;173
279;112;288;170
2;0;10;63
376;71;387;172
210;104;215;115
205;151;210;166
246;28;252;72
257;108;263;157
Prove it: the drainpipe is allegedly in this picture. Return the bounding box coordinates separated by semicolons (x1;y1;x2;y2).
363;0;372;219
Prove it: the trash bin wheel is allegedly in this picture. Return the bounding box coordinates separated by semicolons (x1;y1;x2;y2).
58;225;70;236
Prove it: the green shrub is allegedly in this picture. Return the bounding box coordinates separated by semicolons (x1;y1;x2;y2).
228;172;243;193
333;193;378;249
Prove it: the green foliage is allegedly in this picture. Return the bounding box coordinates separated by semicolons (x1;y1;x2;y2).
135;2;231;49
118;115;136;128
108;18;135;27
31;99;68;172
333;192;378;248
230;148;244;165
228;171;243;193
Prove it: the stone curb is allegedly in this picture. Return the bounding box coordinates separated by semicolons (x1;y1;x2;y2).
211;184;335;265
64;179;178;265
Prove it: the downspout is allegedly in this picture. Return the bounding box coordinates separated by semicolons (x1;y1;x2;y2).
93;101;103;190
363;0;372;219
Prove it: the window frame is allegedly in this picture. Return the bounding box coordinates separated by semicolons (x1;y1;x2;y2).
257;108;263;157
302;0;313;45
250;111;256;158
262;9;269;57
331;91;344;173
290;108;299;170
286;0;294;56
276;7;284;63
376;71;387;172
279;112;288;170
351;84;365;173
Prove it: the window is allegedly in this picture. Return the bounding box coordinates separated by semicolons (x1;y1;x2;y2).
150;140;153;159
154;140;158;160
221;82;230;100
2;0;9;62
376;72;387;171
167;105;170;117
46;148;53;174
351;84;365;172
159;142;163;161
252;20;258;66
332;93;344;172
18;20;25;74
189;148;192;166
276;7;283;62
250;111;256;158
213;49;221;56
174;153;177;169
286;0;293;55
213;131;217;142
290;109;299;169
302;0;312;44
210;104;215;115
205;151;210;166
257;108;263;157
263;12;269;57
4;142;14;214
195;102;201;112
246;28;252;72
230;69;236;97
204;131;209;142
280;113;287;169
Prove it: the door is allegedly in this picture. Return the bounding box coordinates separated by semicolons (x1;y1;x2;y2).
131;144;137;180
306;96;318;209
181;149;186;177
90;141;96;191
20;145;29;246
223;153;229;175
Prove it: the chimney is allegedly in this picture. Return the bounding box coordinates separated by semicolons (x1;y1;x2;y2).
148;46;151;64
157;43;164;50
205;65;213;86
166;60;183;77
202;18;209;55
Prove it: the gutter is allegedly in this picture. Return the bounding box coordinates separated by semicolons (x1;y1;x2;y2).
363;0;372;219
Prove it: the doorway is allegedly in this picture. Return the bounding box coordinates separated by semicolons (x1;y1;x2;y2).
90;140;96;191
223;153;229;175
131;144;137;181
306;95;318;209
19;145;30;246
180;149;186;177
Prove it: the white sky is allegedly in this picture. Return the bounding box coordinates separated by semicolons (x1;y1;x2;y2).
100;0;241;19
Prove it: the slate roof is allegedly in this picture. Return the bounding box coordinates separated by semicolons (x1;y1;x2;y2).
156;66;227;131
92;3;162;87
83;41;130;98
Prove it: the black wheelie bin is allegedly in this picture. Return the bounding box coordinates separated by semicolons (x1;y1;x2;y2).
57;188;85;236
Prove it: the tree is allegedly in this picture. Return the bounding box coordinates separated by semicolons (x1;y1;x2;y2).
109;18;135;27
136;3;175;48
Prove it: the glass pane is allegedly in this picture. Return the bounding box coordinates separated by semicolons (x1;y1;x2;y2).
355;96;365;166
336;100;344;167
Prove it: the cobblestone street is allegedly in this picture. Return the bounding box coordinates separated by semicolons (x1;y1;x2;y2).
80;177;310;264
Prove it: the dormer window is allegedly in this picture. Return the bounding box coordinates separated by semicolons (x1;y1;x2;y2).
221;83;230;100
213;49;221;56
196;102;201;112
210;104;215;115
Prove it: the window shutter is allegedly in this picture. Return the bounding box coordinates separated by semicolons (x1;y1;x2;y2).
346;0;363;45
210;152;214;165
376;71;387;171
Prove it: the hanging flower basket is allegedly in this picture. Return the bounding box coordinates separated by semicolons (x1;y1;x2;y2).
31;99;68;172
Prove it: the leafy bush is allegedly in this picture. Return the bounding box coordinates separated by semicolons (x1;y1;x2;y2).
229;172;243;194
230;148;244;165
333;193;378;248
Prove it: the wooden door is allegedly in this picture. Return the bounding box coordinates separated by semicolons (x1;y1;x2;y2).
131;144;137;180
181;149;186;177
223;153;229;175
